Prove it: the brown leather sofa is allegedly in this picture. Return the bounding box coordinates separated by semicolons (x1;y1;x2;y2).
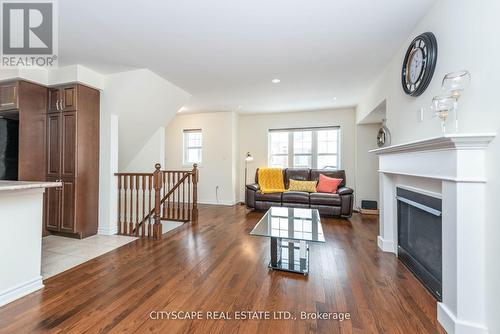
245;168;354;217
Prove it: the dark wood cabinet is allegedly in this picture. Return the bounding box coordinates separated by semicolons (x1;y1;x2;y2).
47;113;62;176
45;84;99;238
48;85;77;113
60;178;76;232
48;88;60;113
1;81;48;235
62;86;77;111
61;112;76;177
0;82;19;111
45;176;61;231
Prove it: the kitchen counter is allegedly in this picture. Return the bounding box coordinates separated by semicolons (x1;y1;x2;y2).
0;180;60;307
0;180;61;191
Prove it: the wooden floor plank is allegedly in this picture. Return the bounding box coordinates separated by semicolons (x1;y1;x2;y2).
0;205;445;334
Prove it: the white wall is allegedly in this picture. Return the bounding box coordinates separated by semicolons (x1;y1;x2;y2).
357;0;500;332
102;69;190;171
123;127;165;172
165;112;238;205
238;108;356;202
355;123;380;209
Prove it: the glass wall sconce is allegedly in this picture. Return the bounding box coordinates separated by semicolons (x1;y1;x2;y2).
431;94;455;134
440;70;471;132
442;70;471;99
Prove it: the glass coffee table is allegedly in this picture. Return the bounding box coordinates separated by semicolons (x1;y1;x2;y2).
250;207;325;276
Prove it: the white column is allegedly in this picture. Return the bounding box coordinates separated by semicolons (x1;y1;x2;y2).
98;114;119;235
438;181;488;334
378;172;397;253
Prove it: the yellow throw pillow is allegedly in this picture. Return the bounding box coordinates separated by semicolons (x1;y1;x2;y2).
288;179;317;193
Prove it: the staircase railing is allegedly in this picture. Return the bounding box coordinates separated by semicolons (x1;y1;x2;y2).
115;163;198;239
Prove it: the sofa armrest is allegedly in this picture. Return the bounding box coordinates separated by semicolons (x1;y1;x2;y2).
245;184;259;209
246;183;260;191
337;187;353;195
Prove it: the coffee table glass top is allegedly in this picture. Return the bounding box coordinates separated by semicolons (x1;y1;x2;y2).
250;207;325;243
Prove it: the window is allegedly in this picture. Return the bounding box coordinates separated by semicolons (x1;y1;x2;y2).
268;127;340;169
183;129;202;164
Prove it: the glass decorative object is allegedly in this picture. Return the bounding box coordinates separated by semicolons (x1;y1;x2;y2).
441;70;471;131
432;95;455;134
442;70;471;98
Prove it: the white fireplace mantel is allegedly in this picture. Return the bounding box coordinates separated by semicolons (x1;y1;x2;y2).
370;133;496;334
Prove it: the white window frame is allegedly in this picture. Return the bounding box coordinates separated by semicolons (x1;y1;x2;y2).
268;126;341;169
183;129;202;166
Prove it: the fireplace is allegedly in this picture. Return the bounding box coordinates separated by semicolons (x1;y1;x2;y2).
397;187;442;300
371;134;495;334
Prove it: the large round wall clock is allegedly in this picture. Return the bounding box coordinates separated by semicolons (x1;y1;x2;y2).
401;32;438;96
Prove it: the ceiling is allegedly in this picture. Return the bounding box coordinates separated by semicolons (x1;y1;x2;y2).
58;0;436;113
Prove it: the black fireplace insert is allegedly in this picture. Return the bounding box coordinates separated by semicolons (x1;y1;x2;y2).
397;187;442;301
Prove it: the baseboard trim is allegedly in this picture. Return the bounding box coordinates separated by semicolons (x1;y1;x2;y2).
437;302;489;334
198;200;236;206
0;276;44;307
377;236;396;253
98;225;118;235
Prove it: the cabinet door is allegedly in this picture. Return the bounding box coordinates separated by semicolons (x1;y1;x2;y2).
48;88;61;113
0;82;19;111
47;113;62;177
60;178;76;233
45;177;61;232
61;86;77;111
61;112;77;178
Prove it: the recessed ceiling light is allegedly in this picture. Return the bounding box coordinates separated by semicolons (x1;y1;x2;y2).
272;78;281;84
237;105;242;109
178;106;186;113
333;97;337;101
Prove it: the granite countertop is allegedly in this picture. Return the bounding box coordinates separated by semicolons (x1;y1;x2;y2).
0;180;62;191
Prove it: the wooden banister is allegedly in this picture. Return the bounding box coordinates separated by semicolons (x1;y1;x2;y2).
153;163;163;238
115;163;198;239
192;164;198;221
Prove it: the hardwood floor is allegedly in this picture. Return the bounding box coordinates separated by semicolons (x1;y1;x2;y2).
0;205;445;334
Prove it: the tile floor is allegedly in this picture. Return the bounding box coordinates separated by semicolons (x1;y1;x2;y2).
161;220;184;234
41;221;184;279
41;235;137;279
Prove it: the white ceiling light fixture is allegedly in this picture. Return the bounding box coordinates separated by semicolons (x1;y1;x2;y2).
271;78;281;84
333;97;337;101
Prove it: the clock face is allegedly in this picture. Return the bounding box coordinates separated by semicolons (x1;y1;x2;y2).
408;48;424;84
402;32;438;96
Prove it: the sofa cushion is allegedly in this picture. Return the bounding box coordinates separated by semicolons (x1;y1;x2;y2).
310;192;341;206
288;179;317;193
311;204;342;217
311;169;346;188
284;168;311;188
255;191;282;203
282;203;310;209
282;191;310;204
316;174;343;193
255;201;280;210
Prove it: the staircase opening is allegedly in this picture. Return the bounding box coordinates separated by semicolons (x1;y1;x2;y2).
115;163;198;239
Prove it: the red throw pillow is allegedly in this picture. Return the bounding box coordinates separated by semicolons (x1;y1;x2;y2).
316;174;343;193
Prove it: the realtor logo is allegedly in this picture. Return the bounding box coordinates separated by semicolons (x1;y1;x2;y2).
1;0;58;67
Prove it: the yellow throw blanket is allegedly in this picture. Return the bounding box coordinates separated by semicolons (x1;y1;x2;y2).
258;168;286;194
